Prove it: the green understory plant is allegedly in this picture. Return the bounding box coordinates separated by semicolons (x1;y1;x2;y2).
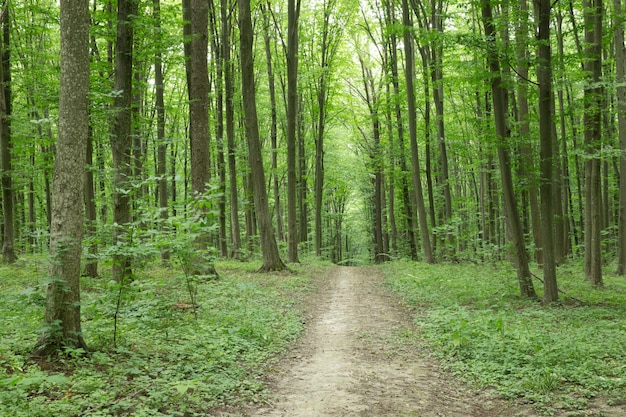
381;260;626;415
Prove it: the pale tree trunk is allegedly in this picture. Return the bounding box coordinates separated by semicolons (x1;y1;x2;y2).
0;2;15;263
287;0;301;263
535;0;558;302
33;0;89;356
615;0;626;275
84;129;98;277
583;0;603;285
402;0;434;263
481;0;537;299
111;0;137;282
237;0;286;271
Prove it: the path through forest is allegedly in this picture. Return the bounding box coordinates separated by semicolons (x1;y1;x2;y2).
214;266;536;417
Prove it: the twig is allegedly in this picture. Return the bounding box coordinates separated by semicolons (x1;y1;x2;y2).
530;271;587;305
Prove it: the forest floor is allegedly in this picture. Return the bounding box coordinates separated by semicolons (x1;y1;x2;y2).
211;266;551;417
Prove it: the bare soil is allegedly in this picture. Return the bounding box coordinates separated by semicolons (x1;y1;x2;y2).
211;266;621;417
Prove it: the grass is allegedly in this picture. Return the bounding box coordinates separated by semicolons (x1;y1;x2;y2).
380;260;626;415
0;255;322;417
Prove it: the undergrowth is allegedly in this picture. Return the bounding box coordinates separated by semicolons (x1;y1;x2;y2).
381;260;626;415
0;256;319;417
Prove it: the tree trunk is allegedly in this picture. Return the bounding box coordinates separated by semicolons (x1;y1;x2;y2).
33;0;89;356
237;0;285;271
536;0;558;302
583;0;603;286
481;0;537;299
222;0;241;258
616;0;626;274
0;2;15;263
110;0;137;282
402;0;434;263
154;0;170;263
84;128;98;277
287;0;301;263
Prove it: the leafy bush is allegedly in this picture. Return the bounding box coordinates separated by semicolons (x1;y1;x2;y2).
0;257;317;416
381;260;626;414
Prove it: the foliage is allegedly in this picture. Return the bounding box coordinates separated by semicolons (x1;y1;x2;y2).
0;256;318;416
381;261;626;415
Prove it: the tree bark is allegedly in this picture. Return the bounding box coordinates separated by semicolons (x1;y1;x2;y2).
616;0;626;275
0;2;15;263
402;0;434;263
481;0;537;299
110;0;137;282
237;0;285;271
535;0;558;302
583;0;603;286
287;0;301;263
33;0;89;356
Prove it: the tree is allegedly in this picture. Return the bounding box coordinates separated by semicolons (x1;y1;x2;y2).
237;0;286;271
615;0;626;275
535;0;558;302
287;0;301;263
481;0;537;299
33;0;89;356
583;0;603;286
0;1;15;263
110;0;137;282
402;0;434;263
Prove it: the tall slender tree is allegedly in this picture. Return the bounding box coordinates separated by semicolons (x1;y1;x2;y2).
0;1;15;263
481;0;537;299
237;0;285;271
402;0;434;263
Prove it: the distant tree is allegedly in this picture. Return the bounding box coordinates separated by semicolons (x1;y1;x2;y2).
33;0;89;356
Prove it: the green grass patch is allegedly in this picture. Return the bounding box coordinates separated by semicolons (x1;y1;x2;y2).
0;256;321;417
380;260;626;415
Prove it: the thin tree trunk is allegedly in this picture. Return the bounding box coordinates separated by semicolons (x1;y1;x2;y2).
481;0;537;299
237;0;285;271
154;0;169;263
536;0;558;302
616;0;626;274
402;0;434;263
286;0;301;263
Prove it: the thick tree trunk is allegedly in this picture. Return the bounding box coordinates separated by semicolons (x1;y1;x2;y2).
481;0;537;299
33;0;89;356
237;0;285;271
583;0;603;285
110;0;137;282
402;0;434;263
0;3;15;263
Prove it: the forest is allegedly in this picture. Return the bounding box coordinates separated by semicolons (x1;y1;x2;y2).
1;0;626;415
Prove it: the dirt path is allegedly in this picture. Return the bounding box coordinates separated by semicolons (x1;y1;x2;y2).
216;266;534;417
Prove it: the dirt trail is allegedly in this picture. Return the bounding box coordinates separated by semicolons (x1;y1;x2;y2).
217;266;532;417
